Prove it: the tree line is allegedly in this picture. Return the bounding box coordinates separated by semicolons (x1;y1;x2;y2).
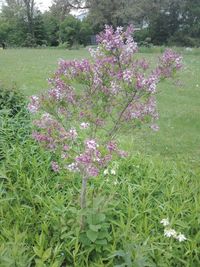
0;0;199;48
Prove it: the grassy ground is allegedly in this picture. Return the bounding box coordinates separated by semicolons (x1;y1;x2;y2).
1;48;199;160
0;48;89;95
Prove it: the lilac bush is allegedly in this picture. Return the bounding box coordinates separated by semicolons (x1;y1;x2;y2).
28;25;182;222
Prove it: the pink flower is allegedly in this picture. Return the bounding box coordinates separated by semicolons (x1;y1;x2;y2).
118;150;128;158
85;139;99;150
28;96;39;113
51;161;60;172
107;141;118;152
86;166;99;177
150;124;159;131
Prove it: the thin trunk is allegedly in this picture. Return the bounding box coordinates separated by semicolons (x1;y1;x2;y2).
80;175;88;229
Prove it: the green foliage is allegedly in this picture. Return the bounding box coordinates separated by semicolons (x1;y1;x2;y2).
0;84;199;265
79;18;93;46
168;34;200;47
59;15;81;47
79;197;111;250
0;84;27;116
134;29;152;47
33;12;47;46
87;0;143;32
0;84;28;162
0;17;11;42
0;125;199;265
1;0;199;47
22;33;37;47
43;12;59;46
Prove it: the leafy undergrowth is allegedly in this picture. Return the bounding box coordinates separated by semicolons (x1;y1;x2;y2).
0;113;200;267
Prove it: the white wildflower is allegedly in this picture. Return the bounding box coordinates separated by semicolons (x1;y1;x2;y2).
175;233;187;242
110;169;116;175
66;163;79;172
164;228;177;238
80;122;90;129
69;128;78;139
160;218;170;226
103;169;109;175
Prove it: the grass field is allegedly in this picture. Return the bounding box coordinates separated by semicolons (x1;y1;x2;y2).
0;48;200;160
0;48;200;266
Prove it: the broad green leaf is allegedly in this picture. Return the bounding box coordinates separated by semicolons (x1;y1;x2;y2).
86;229;98;242
98;230;109;239
87;213;106;225
89;224;101;232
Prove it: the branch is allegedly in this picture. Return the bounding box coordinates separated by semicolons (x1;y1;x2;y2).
107;92;137;139
68;0;90;10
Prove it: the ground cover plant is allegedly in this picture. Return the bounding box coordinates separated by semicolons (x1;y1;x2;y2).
0;28;200;266
1;130;200;266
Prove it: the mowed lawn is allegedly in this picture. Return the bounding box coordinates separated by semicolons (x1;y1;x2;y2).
0;48;200;160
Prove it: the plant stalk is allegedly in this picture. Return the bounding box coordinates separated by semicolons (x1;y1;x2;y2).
80;175;88;229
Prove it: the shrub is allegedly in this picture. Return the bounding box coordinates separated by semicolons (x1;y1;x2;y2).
0;85;29;161
0;84;27;116
28;25;182;233
168;33;200;47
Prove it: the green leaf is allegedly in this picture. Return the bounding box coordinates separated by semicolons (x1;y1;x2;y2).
33;246;43;258
87;213;106;225
86;229;98;242
42;247;52;261
98;230;109;239
89;224;101;232
35;259;46;267
95;239;107;245
51;260;61;267
79;233;91;245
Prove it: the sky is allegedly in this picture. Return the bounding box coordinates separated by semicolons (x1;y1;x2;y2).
0;0;81;14
0;0;52;11
35;0;52;12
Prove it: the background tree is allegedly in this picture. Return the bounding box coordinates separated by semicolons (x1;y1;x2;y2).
23;0;35;38
0;0;45;46
33;11;46;46
0;0;26;45
79;18;93;46
86;0;144;32
149;1;182;45
0;0;200;47
43;11;59;46
59;14;81;46
50;0;71;22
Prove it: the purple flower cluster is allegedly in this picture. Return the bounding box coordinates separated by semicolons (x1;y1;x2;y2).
156;49;183;78
28;96;40;113
28;25;182;177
